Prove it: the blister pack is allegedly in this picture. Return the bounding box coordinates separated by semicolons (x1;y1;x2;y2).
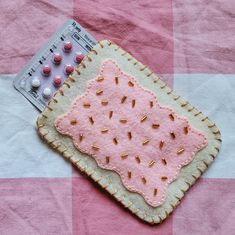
14;19;97;111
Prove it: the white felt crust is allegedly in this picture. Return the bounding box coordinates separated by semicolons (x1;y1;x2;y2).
36;40;221;224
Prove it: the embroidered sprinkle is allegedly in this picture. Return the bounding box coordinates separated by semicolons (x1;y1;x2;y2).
121;96;127;103
161;158;167;165
92;144;99;150
170;132;176;139
159;141;164;149
109;111;113;119
101;128;108;133
152;123;160;129
106;156;110;164
70;119;77;125
96;89;103;95
115;76;119;84
153;188;158;196
83;102;91;108
148;160;155;168
142;138;149;145
113;137;118;145
79;134;83;142
135;156;141;164
101;100;108;106
141;176;147;184
177;148;185;155
169;113;175;121
161;176;168;181
121;153;128;159
120;118;127;124
97;76;104;82
140;115;147;123
132;99;136;108
89;116;94;125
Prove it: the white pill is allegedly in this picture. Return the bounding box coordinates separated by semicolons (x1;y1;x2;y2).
31;77;40;88
42;87;51;98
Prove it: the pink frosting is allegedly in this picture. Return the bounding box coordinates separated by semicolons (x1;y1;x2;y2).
54;59;207;207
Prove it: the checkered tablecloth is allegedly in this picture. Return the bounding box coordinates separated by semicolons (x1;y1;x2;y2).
0;1;234;234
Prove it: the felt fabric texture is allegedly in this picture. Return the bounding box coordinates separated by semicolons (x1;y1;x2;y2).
1;0;234;232
36;40;220;224
55;59;207;207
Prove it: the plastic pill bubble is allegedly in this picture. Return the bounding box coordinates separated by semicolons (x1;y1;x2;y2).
74;52;84;63
42;87;51;98
42;65;51;76
53;76;62;87
65;64;74;75
31;77;40;88
63;41;72;52
53;54;62;64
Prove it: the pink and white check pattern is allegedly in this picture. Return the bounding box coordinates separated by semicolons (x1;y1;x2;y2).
0;0;234;234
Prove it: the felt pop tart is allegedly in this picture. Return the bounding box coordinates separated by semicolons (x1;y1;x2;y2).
37;40;221;224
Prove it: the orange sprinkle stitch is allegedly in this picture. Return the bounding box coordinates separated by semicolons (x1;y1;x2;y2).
141;176;147;184
153;188;158;196
159;141;164;149
101;128;108;133
169;113;175;121
184;126;188;134
121;96;127;103
170;132;176;139
177;148;185;155
79;134;83;142
96;89;103;95
148;160;156;168
106;156;110;164
89;116;94;125
128;81;134;87
83;102;91;108
101;100;108;106
113;137;118;145
92;144;99;150
97;76;104;82
161;158;167;165
152;123;160;129
132;99;136;108
70;119;77;125
115;76;119;84
135;156;141;164
120;118;127;124
121;153;128;159
161;176;168;181
140;115;147;123
142;138;149;145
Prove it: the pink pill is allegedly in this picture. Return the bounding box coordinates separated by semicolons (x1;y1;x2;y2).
42;65;51;76
53;54;62;64
75;53;84;63
53;76;62;87
65;65;74;75
63;41;72;52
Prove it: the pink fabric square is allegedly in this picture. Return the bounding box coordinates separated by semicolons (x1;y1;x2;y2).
72;177;173;235
173;178;235;235
74;0;174;74
173;0;235;73
0;178;72;235
0;0;73;74
55;59;207;207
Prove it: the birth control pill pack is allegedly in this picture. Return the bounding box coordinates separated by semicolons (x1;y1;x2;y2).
14;19;97;111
